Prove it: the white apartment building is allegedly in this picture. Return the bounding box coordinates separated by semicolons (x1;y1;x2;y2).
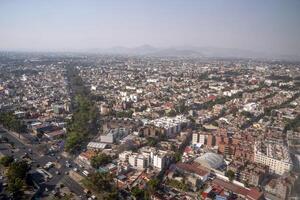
192;133;199;145
119;151;150;170
100;128;129;144
254;141;293;175
118;148;171;171
151;151;167;170
147;115;190;137
192;132;205;146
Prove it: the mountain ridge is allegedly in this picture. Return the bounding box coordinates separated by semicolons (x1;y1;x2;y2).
89;45;300;61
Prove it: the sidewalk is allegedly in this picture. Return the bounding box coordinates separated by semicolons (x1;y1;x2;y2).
0;125;30;146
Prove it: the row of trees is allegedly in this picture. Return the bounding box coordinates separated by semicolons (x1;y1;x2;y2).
0;112;26;133
65;95;98;152
65;67;99;153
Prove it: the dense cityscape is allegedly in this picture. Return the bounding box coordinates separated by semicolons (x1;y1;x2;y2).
0;52;299;200
1;0;300;200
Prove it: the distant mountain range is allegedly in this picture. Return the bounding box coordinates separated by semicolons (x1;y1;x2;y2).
88;45;300;61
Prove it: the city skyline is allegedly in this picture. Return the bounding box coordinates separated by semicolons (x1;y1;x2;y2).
0;0;300;58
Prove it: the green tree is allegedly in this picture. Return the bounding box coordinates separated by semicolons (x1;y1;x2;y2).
82;172;117;199
225;170;235;182
0;112;26;133
116;110;134;118
147;178;159;194
131;186;145;199
65;132;82;152
146;137;158;147
131;187;151;199
6;161;29;197
167;179;188;191
0;155;14;167
7;160;29;180
7;177;25;195
90;153;112;169
174;152;182;162
65;66;100;153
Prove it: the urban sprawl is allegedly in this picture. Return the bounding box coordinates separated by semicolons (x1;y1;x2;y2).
0;53;300;200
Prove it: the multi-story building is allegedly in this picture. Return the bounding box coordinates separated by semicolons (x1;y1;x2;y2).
254;141;293;175
192;132;206;146
145;115;190;138
207;134;215;147
264;174;297;200
100;128;129;144
119;148;172;171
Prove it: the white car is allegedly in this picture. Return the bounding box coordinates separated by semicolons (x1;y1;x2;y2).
66;163;71;168
44;162;54;170
82;170;89;176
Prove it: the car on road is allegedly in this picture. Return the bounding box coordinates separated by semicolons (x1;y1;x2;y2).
82;170;90;176
44;162;55;170
65;160;71;167
73;167;78;172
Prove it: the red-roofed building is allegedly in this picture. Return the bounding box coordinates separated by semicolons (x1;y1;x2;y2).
246;188;264;200
167;162;210;191
76;150;97;169
176;162;210;179
211;178;264;200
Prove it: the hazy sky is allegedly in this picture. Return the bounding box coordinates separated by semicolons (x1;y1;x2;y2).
0;0;300;55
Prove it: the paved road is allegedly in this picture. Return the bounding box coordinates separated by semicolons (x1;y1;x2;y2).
0;127;87;199
61;176;86;197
